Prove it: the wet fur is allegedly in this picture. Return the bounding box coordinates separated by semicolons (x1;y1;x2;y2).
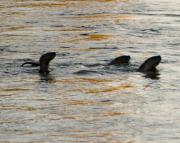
109;55;131;65
138;55;161;72
110;55;161;73
22;53;161;75
39;52;56;74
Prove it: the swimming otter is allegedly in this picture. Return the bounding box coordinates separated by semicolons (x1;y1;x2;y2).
22;52;56;74
110;55;161;73
108;55;130;65
138;55;161;72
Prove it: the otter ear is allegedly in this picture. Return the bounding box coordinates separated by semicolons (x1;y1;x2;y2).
138;55;161;72
109;55;131;65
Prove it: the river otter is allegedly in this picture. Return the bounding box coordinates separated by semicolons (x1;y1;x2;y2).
22;52;56;74
22;52;161;76
138;55;161;72
109;55;161;73
108;55;130;65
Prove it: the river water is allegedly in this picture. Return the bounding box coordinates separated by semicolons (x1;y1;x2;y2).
0;0;180;143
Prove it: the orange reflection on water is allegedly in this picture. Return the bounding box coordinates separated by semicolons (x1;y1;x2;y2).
85;84;133;94
86;34;113;41
16;2;66;8
58;129;134;143
64;98;115;106
64;99;96;106
70;13;131;21
67;33;113;43
101;111;127;116
43;27;91;33
0;25;32;33
0;88;30;96
0;105;36;111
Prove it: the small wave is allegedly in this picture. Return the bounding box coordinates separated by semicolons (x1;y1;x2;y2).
141;28;161;33
85;84;133;94
56;52;70;56
89;47;118;50
144;72;160;80
164;14;180;17
130;12;180;18
74;70;102;75
84;63;106;67
0;45;11;52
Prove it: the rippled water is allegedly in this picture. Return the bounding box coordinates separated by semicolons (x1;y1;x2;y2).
0;0;180;142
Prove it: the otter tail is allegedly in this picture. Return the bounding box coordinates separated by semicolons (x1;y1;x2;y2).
21;62;39;67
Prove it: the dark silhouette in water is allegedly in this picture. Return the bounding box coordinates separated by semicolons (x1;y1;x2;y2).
108;55;130;65
22;52;161;78
138;55;161;72
110;55;161;72
22;52;56;75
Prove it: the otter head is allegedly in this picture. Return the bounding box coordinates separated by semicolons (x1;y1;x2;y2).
39;52;56;74
109;55;131;65
138;55;161;72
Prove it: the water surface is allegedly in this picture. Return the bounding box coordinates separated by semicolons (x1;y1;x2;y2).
0;0;180;142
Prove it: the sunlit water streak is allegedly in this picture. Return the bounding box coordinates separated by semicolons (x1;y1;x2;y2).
0;0;180;142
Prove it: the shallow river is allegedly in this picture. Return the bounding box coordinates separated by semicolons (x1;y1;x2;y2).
0;0;180;143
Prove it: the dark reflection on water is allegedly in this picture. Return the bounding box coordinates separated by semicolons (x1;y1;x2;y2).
74;69;103;75
144;71;160;80
0;0;180;143
39;74;55;83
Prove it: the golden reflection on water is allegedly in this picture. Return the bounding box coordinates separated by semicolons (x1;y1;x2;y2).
44;27;90;32
56;129;134;143
64;98;114;106
51;77;134;95
8;11;26;16
67;33;113;43
64;99;97;106
86;34;113;41
0;105;36;111
0;88;30;97
0;25;32;33
15;0;118;9
85;84;133;94
14;0;128;6
15;2;66;8
101;111;127;116
71;13;131;21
